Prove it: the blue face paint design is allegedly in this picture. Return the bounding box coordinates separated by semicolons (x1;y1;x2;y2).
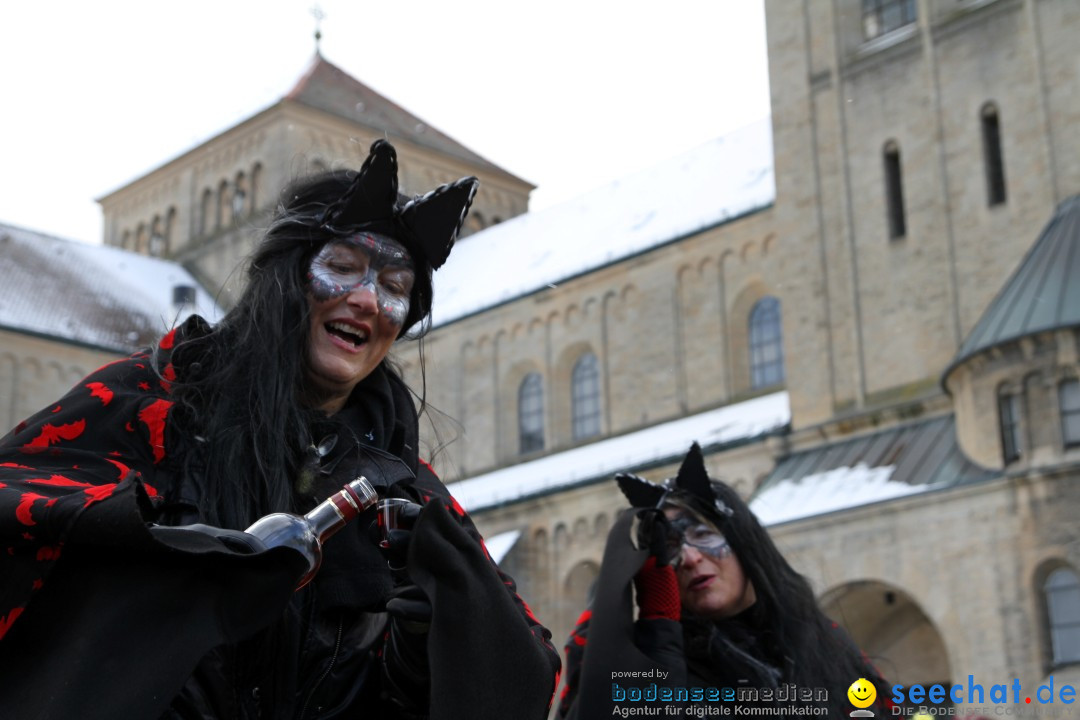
307;233;414;327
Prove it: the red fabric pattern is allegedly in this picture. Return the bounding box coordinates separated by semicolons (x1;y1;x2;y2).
21;420;86;452
0;607;24;640
569;609;591;647
86;382;114;406
160;363;176;393
23;474;89;488
35;545;61;562
137;399;173;464
15;493;47;526
0;340;176;643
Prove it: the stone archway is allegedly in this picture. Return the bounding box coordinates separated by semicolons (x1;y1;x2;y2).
555;560;600;652
820;580;950;689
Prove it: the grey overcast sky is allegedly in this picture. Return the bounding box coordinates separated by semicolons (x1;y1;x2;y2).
0;0;770;245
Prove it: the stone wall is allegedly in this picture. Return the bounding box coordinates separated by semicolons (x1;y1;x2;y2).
0;329;120;434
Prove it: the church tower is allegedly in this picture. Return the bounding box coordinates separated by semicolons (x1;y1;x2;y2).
765;0;1080;432
96;54;533;305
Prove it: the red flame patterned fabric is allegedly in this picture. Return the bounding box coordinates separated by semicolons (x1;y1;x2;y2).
0;345;175;643
0;325;560;719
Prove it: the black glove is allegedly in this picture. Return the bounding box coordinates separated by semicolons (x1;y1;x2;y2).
369;500;432;626
386;583;433;634
369;500;423;570
634;509;676;567
148;523;268;555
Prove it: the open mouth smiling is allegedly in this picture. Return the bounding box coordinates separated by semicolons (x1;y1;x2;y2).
326;321;369;348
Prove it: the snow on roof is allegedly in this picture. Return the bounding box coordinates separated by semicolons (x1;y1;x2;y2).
449;391;790;513
431;118;774;327
0;223;222;351
483;529;522;565
748;414;997;527
749;463;931;526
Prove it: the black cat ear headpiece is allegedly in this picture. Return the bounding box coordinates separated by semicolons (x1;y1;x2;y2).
319;139;479;270
616;442;733;519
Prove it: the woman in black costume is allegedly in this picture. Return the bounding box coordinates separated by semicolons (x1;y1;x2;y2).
0;140;559;720
558;443;891;719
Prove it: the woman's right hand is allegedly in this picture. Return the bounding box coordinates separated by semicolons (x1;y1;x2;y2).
368;500;433;626
634;508;676;566
632;510;681;621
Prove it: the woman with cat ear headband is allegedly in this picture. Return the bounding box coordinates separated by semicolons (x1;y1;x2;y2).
0;140;560;720
557;443;892;719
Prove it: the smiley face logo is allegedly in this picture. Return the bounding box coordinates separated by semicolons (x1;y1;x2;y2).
847;678;877;709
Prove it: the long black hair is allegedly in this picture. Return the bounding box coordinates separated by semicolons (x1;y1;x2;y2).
668;482;888;716
159;170;433;528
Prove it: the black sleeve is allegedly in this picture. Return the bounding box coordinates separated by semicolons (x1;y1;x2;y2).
557;509;688;720
386;462;561;720
411;460;561;668
0;337;306;720
0;350;176;639
558;612;687;719
381;610;432;719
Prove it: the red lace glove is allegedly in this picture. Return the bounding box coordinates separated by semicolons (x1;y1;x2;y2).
634;555;681;621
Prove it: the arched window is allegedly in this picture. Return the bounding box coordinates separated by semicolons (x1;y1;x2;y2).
251;162;262;212
518;373;544;454
135;223;148;255
149;216;166;257
998;386;1022;464
571;353;601;441
884;140;906;239
982;103;1007;206
467;211;486;235
749;296;785;389
1060;379;1080;449
200;189;213;236
165;207;176;250
1045;568;1080;666
217;180;230;228
233;172;247;219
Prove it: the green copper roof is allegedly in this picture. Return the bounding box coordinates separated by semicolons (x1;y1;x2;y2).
947;195;1080;377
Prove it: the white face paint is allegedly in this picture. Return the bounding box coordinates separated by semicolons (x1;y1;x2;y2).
307;233;414;327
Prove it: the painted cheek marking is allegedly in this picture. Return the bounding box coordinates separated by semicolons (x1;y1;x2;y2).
308;238;412;323
308;272;349;301
378;293;410;327
309;268;409;326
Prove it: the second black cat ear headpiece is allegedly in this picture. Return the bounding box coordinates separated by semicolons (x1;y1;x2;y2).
319;139;479;271
616;442;733;519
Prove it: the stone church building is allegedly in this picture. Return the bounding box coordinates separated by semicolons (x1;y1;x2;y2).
3;0;1079;714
